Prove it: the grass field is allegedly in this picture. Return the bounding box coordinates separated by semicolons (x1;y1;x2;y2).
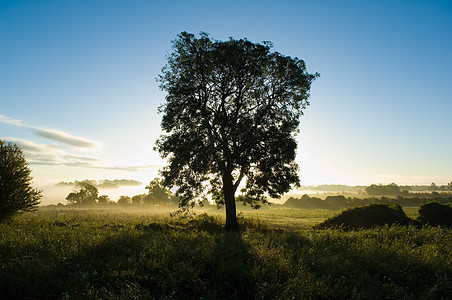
0;206;450;299
210;205;421;230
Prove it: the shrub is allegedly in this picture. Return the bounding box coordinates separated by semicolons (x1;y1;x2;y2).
0;141;42;221
417;201;452;227
315;203;411;230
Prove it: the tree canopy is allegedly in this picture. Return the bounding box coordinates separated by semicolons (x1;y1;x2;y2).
66;180;98;205
143;178;174;206
156;32;318;229
0;141;42;221
117;195;132;206
365;183;404;196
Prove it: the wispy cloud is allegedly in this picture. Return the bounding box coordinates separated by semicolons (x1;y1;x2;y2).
25;152;64;165
33;128;99;148
0;114;101;149
64;162;161;171
1;137;58;153
1;115;159;173
0;115;24;126
2;137;160;172
64;154;100;162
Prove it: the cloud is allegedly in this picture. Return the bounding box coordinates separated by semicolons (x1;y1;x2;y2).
64;162;161;172
26;153;63;165
34;128;99;148
1;116;158;173
1;137;58;153
0;115;24;126
2;137;66;166
64;154;100;162
1;114;101;149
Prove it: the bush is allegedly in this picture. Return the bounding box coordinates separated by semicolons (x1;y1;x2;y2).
315;203;411;230
417;202;452;227
0;141;41;221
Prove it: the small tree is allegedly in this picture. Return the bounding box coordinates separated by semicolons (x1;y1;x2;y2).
66;180;98;205
143;178;173;206
98;195;111;205
156;32;318;229
0;141;42;221
429;182;438;191
117;195;132;206
131;194;146;205
365;183;401;196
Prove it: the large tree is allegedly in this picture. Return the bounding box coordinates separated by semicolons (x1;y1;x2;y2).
0;141;42;221
156;32;318;230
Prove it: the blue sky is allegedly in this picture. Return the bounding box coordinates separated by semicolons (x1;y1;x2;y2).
1;0;451;196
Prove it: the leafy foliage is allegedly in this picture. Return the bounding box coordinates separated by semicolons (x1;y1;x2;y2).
66;180;99;206
417;201;452;227
131;194;146;205
117;195;132;206
365;183;405;196
143;178;175;206
156;32;318;228
0;141;41;221
97;195;112;205
315;203;412;230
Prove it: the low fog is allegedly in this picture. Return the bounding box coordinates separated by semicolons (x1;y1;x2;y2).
39;183;148;206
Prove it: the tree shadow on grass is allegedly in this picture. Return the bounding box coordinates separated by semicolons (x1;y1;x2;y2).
206;232;256;299
2;220;447;299
0;229;156;299
0;223;259;299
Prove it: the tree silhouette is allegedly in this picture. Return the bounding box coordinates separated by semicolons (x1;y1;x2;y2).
143;178;173;206
98;195;111;205
156;32;318;230
131;194;146;205
0;141;42;221
365;183;402;196
65;180;98;205
117;195;132;206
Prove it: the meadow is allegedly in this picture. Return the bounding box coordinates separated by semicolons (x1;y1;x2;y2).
0;206;450;299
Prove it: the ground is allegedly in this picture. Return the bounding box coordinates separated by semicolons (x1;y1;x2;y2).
0;206;450;299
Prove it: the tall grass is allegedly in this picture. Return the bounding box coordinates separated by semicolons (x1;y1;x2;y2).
0;209;450;299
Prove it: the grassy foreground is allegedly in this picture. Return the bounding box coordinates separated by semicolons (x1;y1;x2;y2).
0;208;451;299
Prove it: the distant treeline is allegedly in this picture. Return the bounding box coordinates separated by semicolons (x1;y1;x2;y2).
284;194;452;210
298;182;452;194
57;179;142;188
298;185;365;193
63;179;179;207
402;182;452;192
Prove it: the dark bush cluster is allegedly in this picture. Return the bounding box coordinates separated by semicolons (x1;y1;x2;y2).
315;203;412;230
417;201;452;227
316;202;452;230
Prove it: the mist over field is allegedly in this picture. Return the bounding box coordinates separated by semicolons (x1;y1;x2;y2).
40;181;148;206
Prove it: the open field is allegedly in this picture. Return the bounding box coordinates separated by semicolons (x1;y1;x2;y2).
1;207;451;299
205;205;421;230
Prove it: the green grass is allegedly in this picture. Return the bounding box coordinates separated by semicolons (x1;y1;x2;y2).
0;208;450;299
197;206;343;230
238;206;418;229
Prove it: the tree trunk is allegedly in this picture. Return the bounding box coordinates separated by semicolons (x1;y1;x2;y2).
223;171;239;231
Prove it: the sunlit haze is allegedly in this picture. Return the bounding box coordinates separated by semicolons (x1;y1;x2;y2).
1;0;451;204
